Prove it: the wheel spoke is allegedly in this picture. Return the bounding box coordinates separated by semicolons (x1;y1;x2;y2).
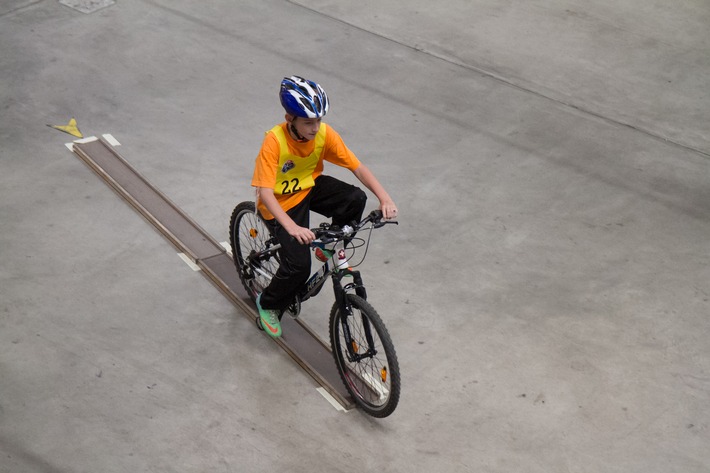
229;202;278;300
330;295;400;417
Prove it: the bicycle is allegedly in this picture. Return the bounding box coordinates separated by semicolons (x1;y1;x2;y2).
229;201;401;418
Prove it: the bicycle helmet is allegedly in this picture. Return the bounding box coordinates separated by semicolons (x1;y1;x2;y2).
280;76;329;119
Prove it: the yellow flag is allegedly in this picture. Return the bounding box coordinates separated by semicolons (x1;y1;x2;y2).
49;118;83;138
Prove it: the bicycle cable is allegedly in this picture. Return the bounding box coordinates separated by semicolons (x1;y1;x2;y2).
346;224;375;268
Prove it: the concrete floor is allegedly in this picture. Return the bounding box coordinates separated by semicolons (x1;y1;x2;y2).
2;0;709;472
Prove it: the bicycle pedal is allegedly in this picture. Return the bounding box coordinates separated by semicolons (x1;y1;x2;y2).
285;298;301;318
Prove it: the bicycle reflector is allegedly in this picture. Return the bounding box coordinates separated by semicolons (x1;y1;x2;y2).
381;367;388;383
249;228;258;238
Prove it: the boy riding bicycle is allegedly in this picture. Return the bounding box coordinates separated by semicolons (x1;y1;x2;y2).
251;75;398;337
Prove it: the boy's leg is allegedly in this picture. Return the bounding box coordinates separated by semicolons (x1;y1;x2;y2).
259;199;311;311
308;175;367;227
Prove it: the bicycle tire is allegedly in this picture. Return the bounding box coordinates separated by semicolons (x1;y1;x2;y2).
229;201;279;302
329;294;401;417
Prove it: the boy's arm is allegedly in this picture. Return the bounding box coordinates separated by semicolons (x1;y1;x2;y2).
352;164;398;219
257;187;316;244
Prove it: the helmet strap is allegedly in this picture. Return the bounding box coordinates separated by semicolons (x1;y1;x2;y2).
288;118;308;143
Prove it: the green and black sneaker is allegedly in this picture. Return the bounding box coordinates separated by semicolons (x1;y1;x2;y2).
256;293;282;338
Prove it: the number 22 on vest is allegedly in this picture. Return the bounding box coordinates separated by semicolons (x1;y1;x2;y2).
281;178;302;194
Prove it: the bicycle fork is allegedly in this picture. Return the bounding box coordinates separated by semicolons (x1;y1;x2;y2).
332;269;377;362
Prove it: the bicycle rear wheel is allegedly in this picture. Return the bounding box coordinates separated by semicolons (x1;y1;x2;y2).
329;294;401;417
229;201;279;302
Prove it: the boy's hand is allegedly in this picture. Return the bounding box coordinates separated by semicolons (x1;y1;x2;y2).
287;225;316;245
380;200;399;220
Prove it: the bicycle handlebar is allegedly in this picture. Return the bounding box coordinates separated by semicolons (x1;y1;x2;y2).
311;210;398;244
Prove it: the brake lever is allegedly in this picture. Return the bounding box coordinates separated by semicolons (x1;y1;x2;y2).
373;219;398;229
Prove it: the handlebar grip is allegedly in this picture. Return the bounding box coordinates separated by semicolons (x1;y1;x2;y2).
368;209;383;221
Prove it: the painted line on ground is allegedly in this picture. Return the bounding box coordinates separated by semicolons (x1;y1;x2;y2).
220;241;232;256
177;252;201;271
102;134;121;147
316;387;348;412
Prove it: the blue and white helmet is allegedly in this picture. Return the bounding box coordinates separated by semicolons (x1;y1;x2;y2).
280;76;329;119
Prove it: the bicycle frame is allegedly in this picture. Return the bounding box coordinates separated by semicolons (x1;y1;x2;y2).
247;239;368;303
246;237;374;362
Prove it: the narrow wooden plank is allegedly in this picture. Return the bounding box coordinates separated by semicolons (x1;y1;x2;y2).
72;138;222;261
70;137;355;410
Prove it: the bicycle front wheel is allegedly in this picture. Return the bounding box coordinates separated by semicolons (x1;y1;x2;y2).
229;201;279;302
329;294;401;418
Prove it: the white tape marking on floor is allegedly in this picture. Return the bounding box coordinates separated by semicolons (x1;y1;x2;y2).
361;372;389;401
177;253;201;271
220;241;232;256
102;134;121;147
316;387;347;412
74;136;98;144
65;142;74;151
